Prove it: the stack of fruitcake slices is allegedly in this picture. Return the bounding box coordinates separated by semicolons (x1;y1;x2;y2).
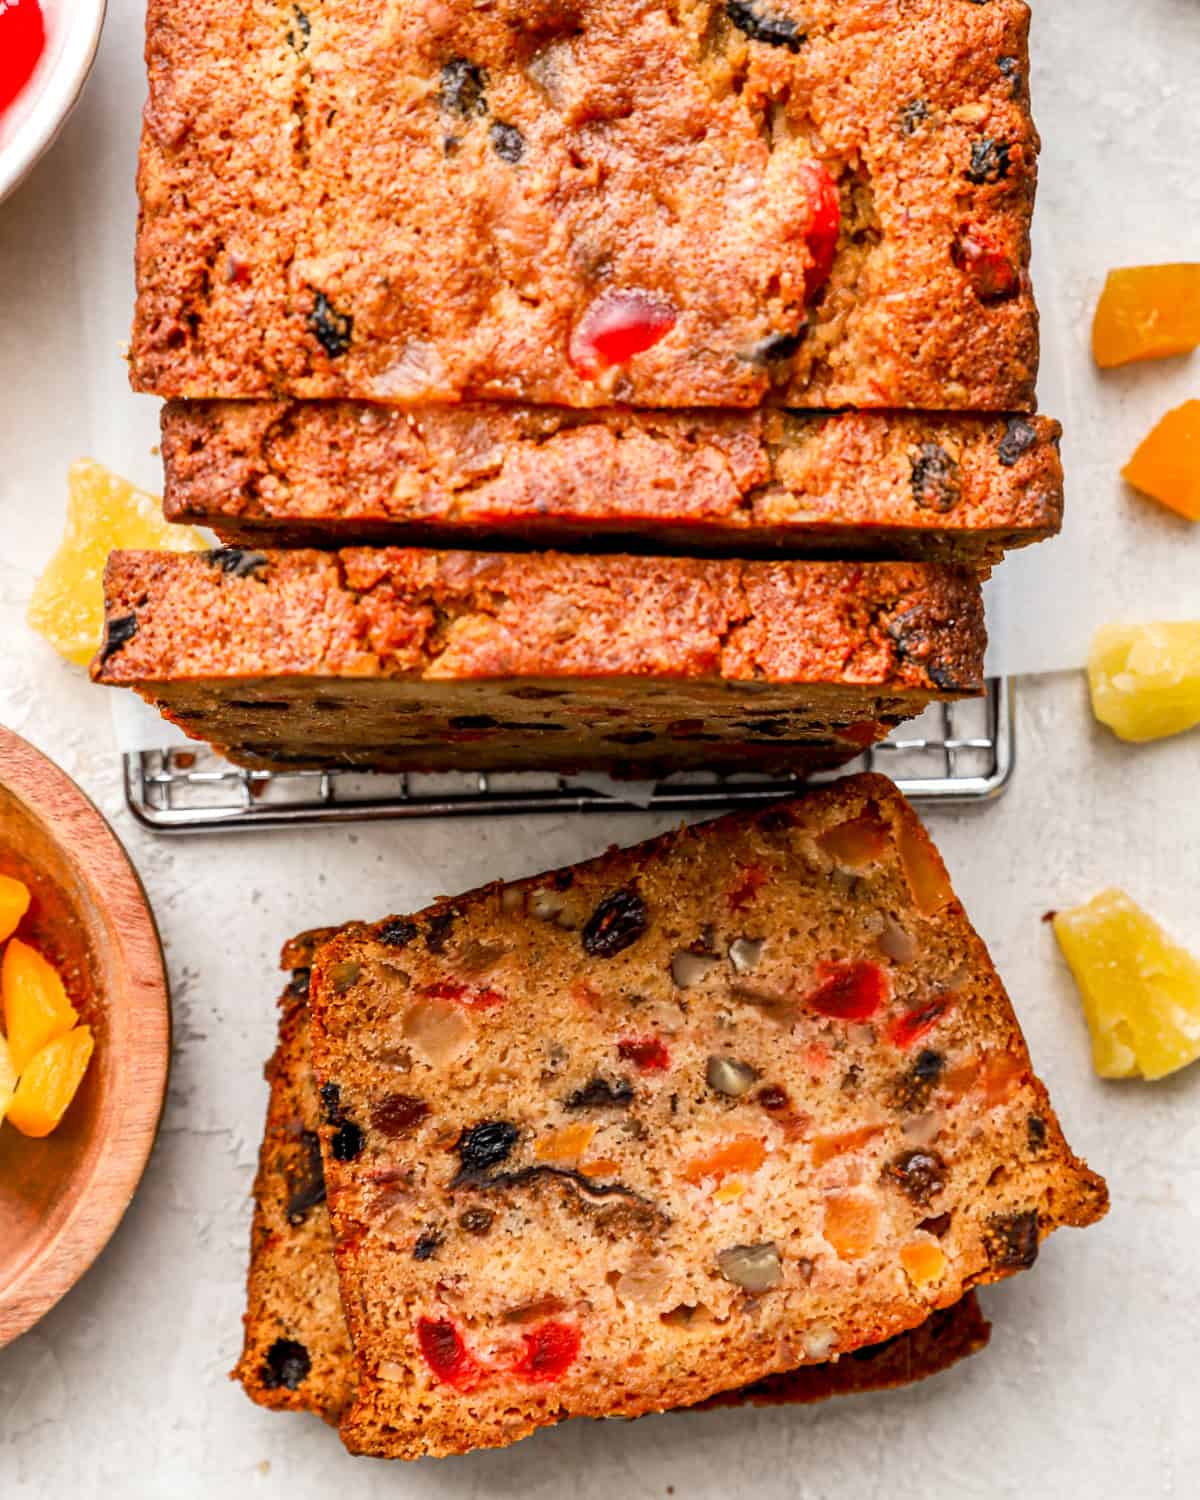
232;776;1106;1457
95;0;1059;781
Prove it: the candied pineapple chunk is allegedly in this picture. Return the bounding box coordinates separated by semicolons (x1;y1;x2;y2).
0;874;30;943
1089;622;1200;743
27;460;208;667
1053;890;1200;1081
1092;265;1200;368
0;1034;15;1127
6;1026;95;1138
2;937;77;1074
1121;401;1200;522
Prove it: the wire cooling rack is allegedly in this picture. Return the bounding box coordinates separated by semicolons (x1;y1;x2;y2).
122;679;1014;834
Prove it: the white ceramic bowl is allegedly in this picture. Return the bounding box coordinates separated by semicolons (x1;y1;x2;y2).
0;0;107;205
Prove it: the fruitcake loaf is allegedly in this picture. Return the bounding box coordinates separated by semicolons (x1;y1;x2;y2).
307;775;1107;1459
91;548;986;778
133;0;1039;411
236;926;990;1430
162;403;1062;565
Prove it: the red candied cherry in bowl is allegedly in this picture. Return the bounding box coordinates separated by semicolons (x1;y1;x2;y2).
0;0;107;206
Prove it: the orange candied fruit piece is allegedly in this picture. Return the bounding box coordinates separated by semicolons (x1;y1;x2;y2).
822;1191;880;1260
1092;265;1200;368
1121;401;1200;522
0;875;31;943
900;1240;948;1288
684;1135;766;1185
2;937;77;1074
811;1123;883;1167
818;810;890;870
981;1050;1027;1107
7;1025;95;1138
898;822;954;917
535;1123;596;1164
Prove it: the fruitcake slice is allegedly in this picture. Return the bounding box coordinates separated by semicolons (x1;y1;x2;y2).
161;402;1063;567
91;548;985;778
235;928;990;1429
308;774;1107;1459
133;0;1038;411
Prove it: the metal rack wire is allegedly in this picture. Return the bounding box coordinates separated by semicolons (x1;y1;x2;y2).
123;680;1013;833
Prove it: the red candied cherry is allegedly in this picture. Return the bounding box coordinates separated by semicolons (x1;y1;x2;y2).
728;862;767;912
419;978;506;1010
0;0;45;117
618;1036;671;1071
797;160;841;298
511;1321;581;1384
568;289;678;379
804;962;888;1022
887;996;952;1050
416;1317;483;1391
951;225;1019;304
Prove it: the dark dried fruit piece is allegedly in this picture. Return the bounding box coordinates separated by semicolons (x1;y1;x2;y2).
757;1084;790;1111
319;1082;343;1125
371;1092;429;1137
456;1119;519;1176
204;546;269;579
490;122;525;162
582;888;648;958
966;138;1011;184
285;4;309;52
307;292;353;357
1026;1115;1047;1152
260;1338;311;1391
440;58;488;118
413;1231;443;1261
998;55;1024;98
459;1206;494;1235
899;99;929;135
331;1121;365;1161
285;967;311;999
725;0;805;50
998;417;1038;467
883;1149;947;1206
743;328;806;365
378;918;418;949
425;909;457;953
891;1047;945;1111
564;1076;635;1111
285;1129;326;1225
918;1211;953;1238
910;443;962;513
983;1210;1039;1269
98;612;138;665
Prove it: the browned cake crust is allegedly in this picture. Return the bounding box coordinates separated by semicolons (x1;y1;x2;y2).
162;403;1062;565
307;776;1107;1459
90;548;986;778
236;928;989;1430
132;0;1039;411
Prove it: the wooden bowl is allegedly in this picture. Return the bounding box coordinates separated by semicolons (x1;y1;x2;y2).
0;727;168;1347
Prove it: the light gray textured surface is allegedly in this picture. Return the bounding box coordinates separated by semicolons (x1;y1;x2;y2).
1;1;1199;1495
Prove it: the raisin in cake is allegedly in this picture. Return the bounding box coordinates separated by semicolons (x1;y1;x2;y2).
307;775;1107;1459
237;926;990;1430
162;403;1062;566
133;0;1038;411
91;548;985;777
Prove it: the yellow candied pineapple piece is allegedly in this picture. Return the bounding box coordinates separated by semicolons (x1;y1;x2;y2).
1089;622;1200;743
1053;890;1200;1082
2;937;77;1074
27;459;208;667
1122;401;1200;522
7;1026;95;1138
0;874;30;943
1092;265;1200;368
0;1033;16;1128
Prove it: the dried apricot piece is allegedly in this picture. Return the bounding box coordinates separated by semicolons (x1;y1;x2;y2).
899;822;954;916
1054;889;1200;1081
534;1123;596;1164
2;937;77;1074
1089;622;1200;743
0;874;30;942
0;1033;15;1127
818;811;890;869
811;1123;882;1166
27;460;207;667
7;1025;94;1137
822;1191;880;1259
684;1136;766;1185
1092;265;1200;368
900;1240;948;1288
1121;401;1200;522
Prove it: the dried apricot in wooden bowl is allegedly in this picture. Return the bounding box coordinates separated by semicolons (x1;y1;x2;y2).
0;727;168;1348
1092;265;1200;368
1122;400;1200;522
